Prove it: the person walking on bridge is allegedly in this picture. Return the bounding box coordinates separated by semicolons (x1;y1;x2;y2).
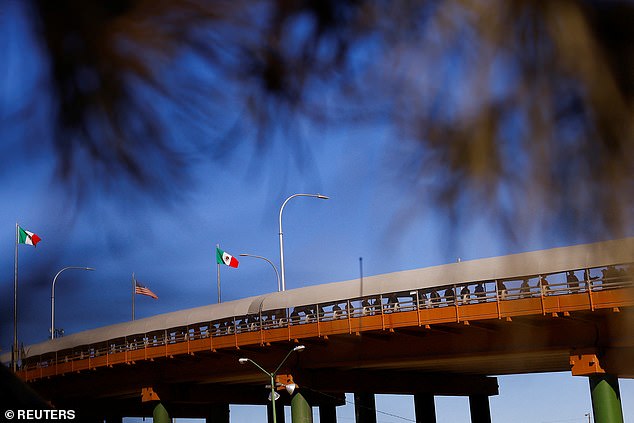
497;280;508;300
444;287;455;305
520;278;531;298
566;271;580;292
539;275;551;296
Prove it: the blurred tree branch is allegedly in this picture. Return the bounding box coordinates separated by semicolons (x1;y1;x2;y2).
2;0;633;239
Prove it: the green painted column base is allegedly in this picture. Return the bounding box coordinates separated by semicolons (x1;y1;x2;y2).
590;374;624;423
153;402;170;423
291;392;313;423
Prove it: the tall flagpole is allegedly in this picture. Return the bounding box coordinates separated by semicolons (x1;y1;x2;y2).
13;222;19;372
216;244;221;303
132;273;136;321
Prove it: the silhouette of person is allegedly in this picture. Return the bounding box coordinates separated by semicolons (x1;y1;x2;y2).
520;278;531;298
362;298;373;315
430;289;440;307
539;275;550;295
417;291;428;308
497;280;508;300
566;271;580;292
386;293;399;312
290;308;300;323
332;304;342;319
474;283;485;302
444;287;455;305
460;285;470;304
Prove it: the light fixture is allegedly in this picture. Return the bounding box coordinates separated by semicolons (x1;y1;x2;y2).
238;346;306;423
285;383;297;395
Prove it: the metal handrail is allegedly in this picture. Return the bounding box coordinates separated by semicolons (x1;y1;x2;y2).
19;263;633;372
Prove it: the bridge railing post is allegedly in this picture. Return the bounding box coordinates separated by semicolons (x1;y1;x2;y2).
495;280;501;320
380;294;385;330
453;285;460;323
585;268;596;311
413;290;422;326
539;276;546;315
316;303;322;337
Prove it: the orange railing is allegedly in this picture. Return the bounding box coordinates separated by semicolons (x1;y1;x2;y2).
19;264;633;381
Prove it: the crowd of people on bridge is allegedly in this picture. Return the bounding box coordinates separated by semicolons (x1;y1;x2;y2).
208;264;632;331
22;264;631;372
112;264;634;344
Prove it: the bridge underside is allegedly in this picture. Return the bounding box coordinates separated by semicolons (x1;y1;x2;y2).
28;306;634;419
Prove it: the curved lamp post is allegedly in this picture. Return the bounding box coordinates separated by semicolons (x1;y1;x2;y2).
239;253;281;292
51;266;95;340
279;193;329;291
238;345;305;423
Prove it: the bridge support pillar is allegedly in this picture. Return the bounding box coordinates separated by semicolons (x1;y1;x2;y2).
468;394;491;423
354;392;377;423
291;392;313;423
267;398;285;423
318;404;337;423
589;374;624;423
414;393;436;423
153;403;171;423
205;404;230;423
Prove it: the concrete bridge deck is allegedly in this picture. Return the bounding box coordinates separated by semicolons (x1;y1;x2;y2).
5;238;634;422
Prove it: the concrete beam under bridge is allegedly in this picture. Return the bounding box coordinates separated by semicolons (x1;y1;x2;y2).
297;370;499;397
61;389;344;420
49;370;495;419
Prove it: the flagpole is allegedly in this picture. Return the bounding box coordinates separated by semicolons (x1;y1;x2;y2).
216;244;221;304
132;273;136;321
13;222;19;372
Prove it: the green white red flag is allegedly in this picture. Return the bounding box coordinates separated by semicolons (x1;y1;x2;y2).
216;247;239;268
18;226;41;247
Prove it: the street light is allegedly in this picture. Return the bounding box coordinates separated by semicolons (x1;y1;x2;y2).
238;345;306;423
51;266;95;340
279;193;329;291
239;253;281;292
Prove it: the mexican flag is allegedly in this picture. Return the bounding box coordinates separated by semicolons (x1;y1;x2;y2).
18;226;41;247
216;247;239;268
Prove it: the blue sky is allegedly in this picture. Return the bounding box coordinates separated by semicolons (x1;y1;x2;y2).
1;2;632;422
2;128;633;422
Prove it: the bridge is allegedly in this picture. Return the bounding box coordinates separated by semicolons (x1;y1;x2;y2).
5;238;634;422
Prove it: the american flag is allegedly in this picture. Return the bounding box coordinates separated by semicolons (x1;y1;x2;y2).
135;281;158;299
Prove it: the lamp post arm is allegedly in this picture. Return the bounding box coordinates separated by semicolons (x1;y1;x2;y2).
51;266;95;340
279;194;311;232
278;193;329;292
245;358;272;379
242;357;277;422
240;254;281;292
274;348;299;375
